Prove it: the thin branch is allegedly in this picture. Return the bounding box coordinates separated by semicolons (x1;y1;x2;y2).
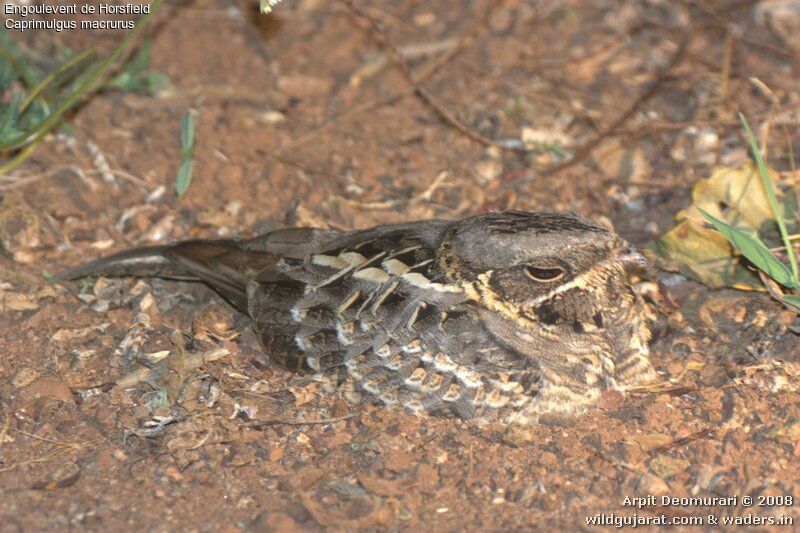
275;0;504;156
509;23;699;184
337;0;517;151
244;413;354;428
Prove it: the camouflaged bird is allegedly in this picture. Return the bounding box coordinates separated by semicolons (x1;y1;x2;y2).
60;211;656;424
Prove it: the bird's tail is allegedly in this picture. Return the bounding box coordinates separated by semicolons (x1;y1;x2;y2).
58;240;278;313
57;244;181;280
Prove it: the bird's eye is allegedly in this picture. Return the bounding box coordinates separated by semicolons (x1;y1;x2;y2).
525;265;565;282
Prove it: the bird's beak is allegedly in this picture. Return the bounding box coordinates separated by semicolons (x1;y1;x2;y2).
619;248;647;267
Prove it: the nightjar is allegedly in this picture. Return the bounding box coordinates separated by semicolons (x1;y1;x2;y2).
60;211;656;424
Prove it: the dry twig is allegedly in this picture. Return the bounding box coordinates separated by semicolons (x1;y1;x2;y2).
506;23;700;185
244;413;354;428
338;0;512;151
274;0;506;156
116;347;229;388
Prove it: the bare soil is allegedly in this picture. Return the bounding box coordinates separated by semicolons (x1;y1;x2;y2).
2;0;800;530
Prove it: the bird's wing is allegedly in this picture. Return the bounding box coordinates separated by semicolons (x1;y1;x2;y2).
248;219;539;422
247;220;471;373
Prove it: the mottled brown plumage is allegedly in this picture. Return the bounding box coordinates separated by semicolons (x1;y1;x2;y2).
60;211;655;424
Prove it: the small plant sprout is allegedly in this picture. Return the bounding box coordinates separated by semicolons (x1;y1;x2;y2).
0;0;165;174
175;111;196;199
700;114;800;311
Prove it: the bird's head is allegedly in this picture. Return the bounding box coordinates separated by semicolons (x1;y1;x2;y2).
437;211;645;327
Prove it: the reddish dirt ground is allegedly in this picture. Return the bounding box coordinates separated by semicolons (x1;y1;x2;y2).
2;0;800;530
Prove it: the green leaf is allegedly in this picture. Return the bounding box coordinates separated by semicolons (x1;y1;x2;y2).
782;295;800;310
180;111;195;151
740;113;799;280
175;158;194;199
0;92;21;140
649;163;794;290
0;49;18;93
107;41;169;95
125;40;153;73
77;276;96;294
0;0;164;152
19;49;96;114
175;111;196;199
699;208;799;289
19;99;49;132
108;70;168;94
0;28;40;89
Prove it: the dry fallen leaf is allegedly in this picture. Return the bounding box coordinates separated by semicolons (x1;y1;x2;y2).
14;377;75;413
1;291;40;311
766;420;800;444
648;454;690;479
11;368;40;388
0;194;44;263
650;164;796;290
592;138;650;183
624;433;672;452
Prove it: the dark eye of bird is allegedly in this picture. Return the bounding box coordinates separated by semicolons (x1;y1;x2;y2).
525;265;565;282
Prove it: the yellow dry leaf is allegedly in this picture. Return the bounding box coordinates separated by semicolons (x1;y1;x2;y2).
650;164;793;290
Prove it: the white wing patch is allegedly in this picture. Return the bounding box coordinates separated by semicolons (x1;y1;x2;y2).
339;252;367;267
382;258;411;275
375;344;391;358
336;320;356;345
291;307;308;322
402;272;462;293
454;366;483;388
311;254;348;269
353;267;391;284
432;352;457;372
402;339;423;354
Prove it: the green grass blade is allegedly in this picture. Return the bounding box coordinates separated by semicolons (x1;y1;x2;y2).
108;69;169;94
175;158;194;199
739;113;798;280
123;39;152;73
19;48;97;113
0;92;22;140
0;49;19;92
107;40;169;94
699;208;799;289
175;111;196;199
0;44;39;89
0;141;40;174
0;0;163;152
180;111;195;151
782;294;800;310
